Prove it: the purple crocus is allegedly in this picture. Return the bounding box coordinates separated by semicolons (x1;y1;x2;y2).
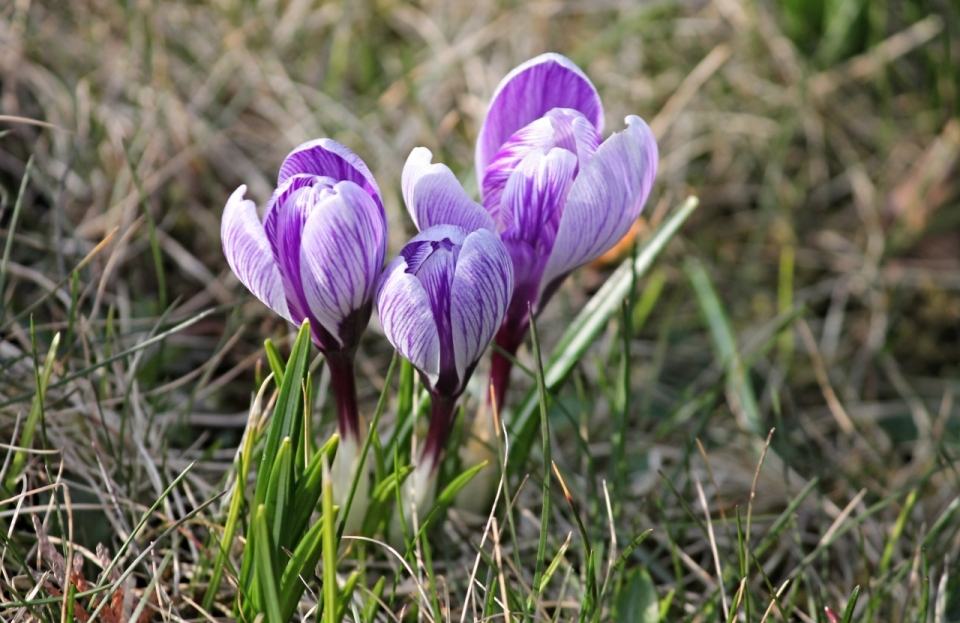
473;53;659;406
221;138;387;445
377;224;513;473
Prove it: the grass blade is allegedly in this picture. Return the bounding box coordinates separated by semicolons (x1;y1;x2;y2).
841;585;861;623
685;256;762;435
203;374;275;611
527;311;552;614
6;331;59;492
321;454;338;623
254;504;284;622
0;156;33;322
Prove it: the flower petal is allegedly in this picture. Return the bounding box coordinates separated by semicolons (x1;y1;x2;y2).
476;53;604;187
482;108;600;218
409;240;458;390
221;185;292;323
300;181;387;346
274;181;326;325
403;223;469;248
451;229;514;385
500;147;578;248
402;147;496;233
263;174;335;261
540;116;658;299
377;256;441;386
278;138;383;208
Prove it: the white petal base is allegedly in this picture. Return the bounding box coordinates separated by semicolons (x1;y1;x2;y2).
387;456;438;548
454;404;500;515
331;430;371;537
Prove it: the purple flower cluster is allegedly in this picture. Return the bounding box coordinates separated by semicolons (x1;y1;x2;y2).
222;53;657;475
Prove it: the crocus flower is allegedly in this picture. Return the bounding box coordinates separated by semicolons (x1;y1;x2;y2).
377;224;513;473
222;138;386;436
222;138;386;530
473;53;658;405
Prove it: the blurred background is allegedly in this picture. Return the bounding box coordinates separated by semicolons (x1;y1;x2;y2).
1;0;959;617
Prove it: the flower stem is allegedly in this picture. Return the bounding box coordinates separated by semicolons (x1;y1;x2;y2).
489;323;526;411
421;392;459;474
324;350;361;443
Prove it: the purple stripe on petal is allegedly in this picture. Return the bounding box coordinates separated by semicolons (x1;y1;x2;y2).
263;174;335;261
300;181;387;347
482;109;601;218
500;147;577;250
221;185;292;323
402;148;496;233
274;182;327;326
451;229;513;385
481;115;556;220
476;53;604;187
278;138;383;210
409;242;458;392
377;257;441;386
540;116;658;300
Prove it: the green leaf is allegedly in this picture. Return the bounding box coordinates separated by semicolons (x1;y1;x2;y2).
435;460;489;508
264;338;286;386
279;511;326;620
265;437;295;552
254;505;284;622
685;257;762;435
528;311;552;616
241;322;311;596
290;434;340;541
540;532;572;593
335;571;362;622
817;0;866;65
371;465;415;504
362;577;386;623
632;268;666;333
397;357;415;424
879;489;917;575
6;331;59;492
0;156;33;322
361;464;414;536
614;568;659;623
840;585;861;623
411;461;489;541
255;322;311;508
204;374;275;612
321;455;337;623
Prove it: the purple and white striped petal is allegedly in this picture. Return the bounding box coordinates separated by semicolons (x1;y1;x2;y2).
377;257;441;386
400;224;469;259
451;229;513;384
539;116;658;299
500;147;578;247
482;109;601;219
263;174;336;264
476;53;604;187
274;181;333;326
402;148;496;233
300;181;387;345
278;138;383;209
221;185;293;323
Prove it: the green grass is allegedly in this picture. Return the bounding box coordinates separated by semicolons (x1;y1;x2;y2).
1;0;959;621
